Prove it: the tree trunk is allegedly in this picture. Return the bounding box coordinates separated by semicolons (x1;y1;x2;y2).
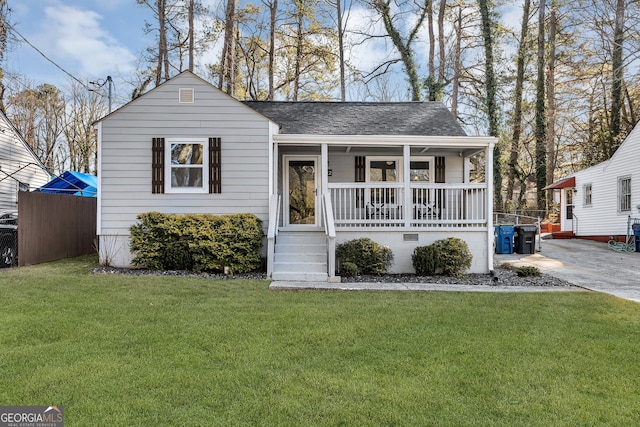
478;0;501;211
293;3;303;101
219;0;236;93
0;0;7;113
437;0;446;82
426;0;435;100
535;0;547;211
268;0;277;100
451;4;462;118
372;0;427;101
545;1;556;213
188;0;194;71
610;0;625;155
156;0;167;86
337;0;346;102
506;0;531;210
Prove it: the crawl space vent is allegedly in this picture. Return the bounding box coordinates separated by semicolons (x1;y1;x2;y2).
403;233;419;242
179;88;194;103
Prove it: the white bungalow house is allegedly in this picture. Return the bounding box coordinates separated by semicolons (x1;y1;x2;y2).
95;71;497;281
546;121;640;241
0;110;52;209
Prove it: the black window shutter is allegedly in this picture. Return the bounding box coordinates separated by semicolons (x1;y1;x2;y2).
435;156;445;183
152;137;165;194
355;156;365;182
209;137;221;193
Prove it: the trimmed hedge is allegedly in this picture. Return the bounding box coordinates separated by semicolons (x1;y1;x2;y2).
129;212;263;273
412;237;472;277
336;237;394;275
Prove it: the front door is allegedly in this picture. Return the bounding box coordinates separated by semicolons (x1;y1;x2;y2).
284;156;319;227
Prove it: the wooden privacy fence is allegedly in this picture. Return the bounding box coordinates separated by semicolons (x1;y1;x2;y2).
18;191;97;266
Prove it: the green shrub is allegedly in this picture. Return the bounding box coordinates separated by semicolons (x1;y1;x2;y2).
336;238;394;275
412;237;472;277
340;261;359;277
129;212;263;273
515;266;541;277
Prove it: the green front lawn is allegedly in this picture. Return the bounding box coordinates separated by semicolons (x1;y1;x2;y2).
1;256;639;426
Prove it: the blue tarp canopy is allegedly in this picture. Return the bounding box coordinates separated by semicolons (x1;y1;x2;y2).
36;171;97;197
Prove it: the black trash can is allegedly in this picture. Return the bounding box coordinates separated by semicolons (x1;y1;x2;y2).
632;224;640;252
514;225;537;254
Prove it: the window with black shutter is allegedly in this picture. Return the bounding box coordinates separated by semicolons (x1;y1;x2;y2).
152;137;221;194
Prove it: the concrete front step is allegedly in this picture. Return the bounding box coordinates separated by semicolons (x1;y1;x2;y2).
273;261;327;273
274;252;326;263
275;244;325;255
271;272;330;282
272;230;330;281
276;232;326;245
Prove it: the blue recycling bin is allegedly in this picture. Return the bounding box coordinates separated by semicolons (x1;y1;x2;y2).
633;224;640;252
494;225;515;254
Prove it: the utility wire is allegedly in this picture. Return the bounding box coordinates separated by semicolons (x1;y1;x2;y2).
6;22;90;90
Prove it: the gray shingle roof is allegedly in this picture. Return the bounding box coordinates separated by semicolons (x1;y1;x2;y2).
242;101;466;136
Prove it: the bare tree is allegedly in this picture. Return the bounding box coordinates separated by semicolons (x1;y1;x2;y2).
219;0;237;94
369;0;429;101
8;84;65;173
609;0;625;153
505;0;532;210
478;0;501;210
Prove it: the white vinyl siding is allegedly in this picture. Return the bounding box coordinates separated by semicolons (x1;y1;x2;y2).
0;112;51;209
570;122;640;237
98;73;271;239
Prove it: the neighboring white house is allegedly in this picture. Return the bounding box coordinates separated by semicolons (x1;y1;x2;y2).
0;110;52;210
546;121;640;240
95;71;497;280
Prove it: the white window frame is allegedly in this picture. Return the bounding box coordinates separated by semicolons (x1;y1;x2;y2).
165;138;209;193
583;183;592;206
366;156;403;182
618;176;631;212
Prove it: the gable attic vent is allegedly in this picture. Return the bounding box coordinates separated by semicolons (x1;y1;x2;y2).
179;88;194;103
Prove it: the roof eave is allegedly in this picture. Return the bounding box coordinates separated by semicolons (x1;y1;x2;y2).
273;134;495;147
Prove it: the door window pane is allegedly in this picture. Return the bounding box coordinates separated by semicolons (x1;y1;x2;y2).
410;161;430;182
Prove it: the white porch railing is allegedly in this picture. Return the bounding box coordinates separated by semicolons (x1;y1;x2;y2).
322;193;337;279
328;183;488;229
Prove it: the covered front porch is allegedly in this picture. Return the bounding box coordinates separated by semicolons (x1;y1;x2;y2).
267;135;496;279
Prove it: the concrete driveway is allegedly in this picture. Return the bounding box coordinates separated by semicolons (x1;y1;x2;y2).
496;238;640;303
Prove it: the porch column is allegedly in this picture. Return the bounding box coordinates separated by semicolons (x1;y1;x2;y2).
321;143;329;193
463;157;471;183
403;144;411;227
486;142;495;272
